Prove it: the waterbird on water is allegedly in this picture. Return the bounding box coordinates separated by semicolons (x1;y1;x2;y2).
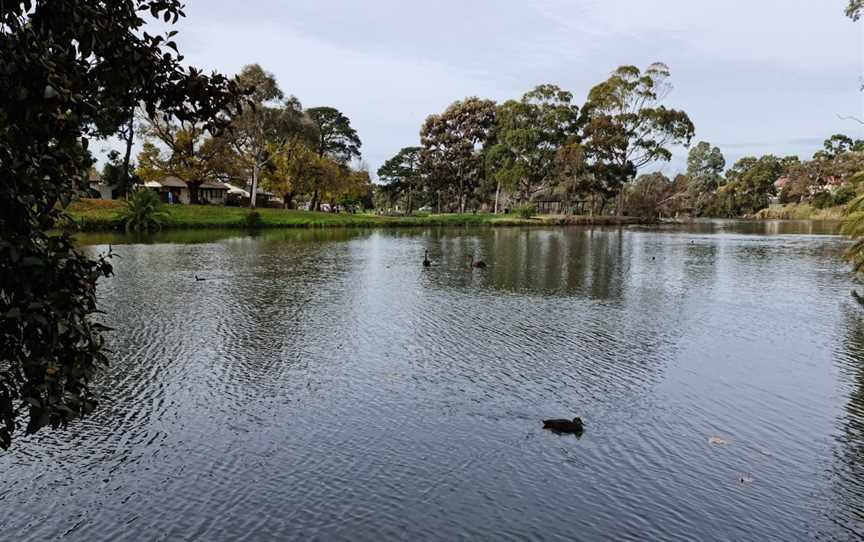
469;255;487;269
543;417;584;434
195;275;207;282
423;250;431;268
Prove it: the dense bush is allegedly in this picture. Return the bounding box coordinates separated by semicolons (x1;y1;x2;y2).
812;191;834;210
120;190;169;232
834;185;857;207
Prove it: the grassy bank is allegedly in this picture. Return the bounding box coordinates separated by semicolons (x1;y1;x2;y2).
751;203;848;221
65;199;651;231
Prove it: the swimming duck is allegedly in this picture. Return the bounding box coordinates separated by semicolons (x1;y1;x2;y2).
469;255;487;269
543;417;584;433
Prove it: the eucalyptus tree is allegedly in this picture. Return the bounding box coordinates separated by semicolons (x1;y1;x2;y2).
486;85;581;212
0;0;242;449
686;141;726;215
848;0;863;20
580;63;694;214
626;172;674;218
815;134;864;160
225;65;318;208
378;147;423;214
420;97;497;213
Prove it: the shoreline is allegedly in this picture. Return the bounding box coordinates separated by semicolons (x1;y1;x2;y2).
65;200;655;232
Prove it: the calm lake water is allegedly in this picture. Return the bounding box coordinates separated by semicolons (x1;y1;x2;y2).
3;220;864;541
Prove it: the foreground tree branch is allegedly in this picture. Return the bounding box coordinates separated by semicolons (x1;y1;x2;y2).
0;0;243;449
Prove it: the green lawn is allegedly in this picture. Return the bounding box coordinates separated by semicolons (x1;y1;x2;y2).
65;199;649;231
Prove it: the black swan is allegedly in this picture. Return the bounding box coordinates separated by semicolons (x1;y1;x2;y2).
195;275;207;282
423;250;431;268
543;417;584;434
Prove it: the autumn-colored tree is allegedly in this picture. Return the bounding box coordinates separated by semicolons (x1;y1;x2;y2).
305;107;361;209
140;118;230;203
263;140;316;208
224;66;318;208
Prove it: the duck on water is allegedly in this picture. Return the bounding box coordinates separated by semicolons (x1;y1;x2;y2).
469;255;487;269
543;417;584;434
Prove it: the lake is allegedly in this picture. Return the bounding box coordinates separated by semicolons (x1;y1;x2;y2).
2;220;863;541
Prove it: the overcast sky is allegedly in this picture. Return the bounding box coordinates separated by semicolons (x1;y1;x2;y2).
115;0;864;178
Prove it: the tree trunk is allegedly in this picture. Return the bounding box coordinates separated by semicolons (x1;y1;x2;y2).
407;188;413;215
437;191;441;214
249;162;260;209
494;180;501;214
121;108;134;194
310;189;319;211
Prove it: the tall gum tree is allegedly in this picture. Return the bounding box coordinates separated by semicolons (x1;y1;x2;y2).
580;63;694;215
686;141;726;215
420;97;497;213
226;64;308;209
486;85;580;211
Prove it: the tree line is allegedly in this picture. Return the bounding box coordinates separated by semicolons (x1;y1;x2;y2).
377;63;695;216
623;134;864;219
101;64;371;210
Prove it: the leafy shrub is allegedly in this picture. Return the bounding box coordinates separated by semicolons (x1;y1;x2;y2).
834;185;857;207
812;191;834;210
119;190;169;232
514;204;536;219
